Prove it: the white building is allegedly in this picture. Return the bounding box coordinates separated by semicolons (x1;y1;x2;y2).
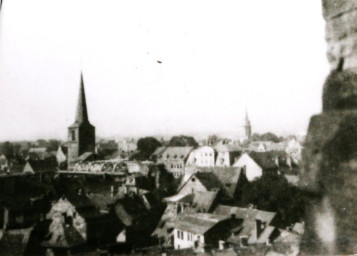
186;146;216;167
232;153;263;181
214;144;242;167
233;152;279;181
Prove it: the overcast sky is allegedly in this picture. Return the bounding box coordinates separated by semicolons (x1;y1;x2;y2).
0;0;329;141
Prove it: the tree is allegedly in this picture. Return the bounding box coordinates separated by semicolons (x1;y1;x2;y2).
169;135;198;147
131;137;162;160
240;173;305;227
251;132;282;143
0;142;14;159
48;139;61;151
208;134;219;145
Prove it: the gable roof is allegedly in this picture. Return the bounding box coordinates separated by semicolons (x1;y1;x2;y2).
0;228;33;256
215;144;242;153
214;205;276;224
165;190;219;213
174;213;227;234
247;152;278;170
183;167;244;197
155;147;194;161
41;224;86;248
23;159;57;174
58;145;68;154
194;172;224;191
214;205;277;245
63;191;101;219
151;147;166;157
78;152;94;162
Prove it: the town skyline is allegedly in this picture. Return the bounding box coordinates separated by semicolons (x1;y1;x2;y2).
0;0;328;141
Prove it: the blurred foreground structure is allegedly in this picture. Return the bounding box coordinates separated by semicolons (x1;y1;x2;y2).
300;0;357;254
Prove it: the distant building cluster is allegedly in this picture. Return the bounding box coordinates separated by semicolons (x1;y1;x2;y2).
0;73;305;256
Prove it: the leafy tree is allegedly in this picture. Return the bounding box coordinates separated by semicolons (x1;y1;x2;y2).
240;173;305;227
208;134;219;145
251;132;282;143
36;139;49;148
0;141;14;159
169;135;198;147
48;139;61;151
131;137;162;160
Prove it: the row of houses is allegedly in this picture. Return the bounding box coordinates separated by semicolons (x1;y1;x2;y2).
151;144;299;185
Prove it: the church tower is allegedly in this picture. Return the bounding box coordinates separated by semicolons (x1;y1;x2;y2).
67;73;95;169
244;110;252;141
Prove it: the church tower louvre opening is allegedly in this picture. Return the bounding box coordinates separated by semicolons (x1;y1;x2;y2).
67;73;95;169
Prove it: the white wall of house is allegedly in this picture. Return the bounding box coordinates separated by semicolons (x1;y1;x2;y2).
186;146;215;167
173;228;205;250
116;229;126;243
46;198;87;239
23;162;35;174
56;147;67;164
215;152;230;167
233;153;262;181
178;175;208;195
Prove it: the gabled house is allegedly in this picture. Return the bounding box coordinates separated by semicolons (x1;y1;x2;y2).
213;205;279;247
233;152;279;181
180;167;248;201
152;147;193;178
23;159;57;175
214;144;242;167
56;145;67;169
186;146;216;167
44;190;119;247
178;172;223;195
173;213;241;252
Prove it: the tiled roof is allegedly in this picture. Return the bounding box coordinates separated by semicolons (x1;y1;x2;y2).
41;224;85;248
189;190;219;213
214;205;276;224
248;152;278;170
0;228;33;256
174;213;227;234
78;152;94;161
24;159;57;174
194;172;224;191
215;144;242;152
155;147;194;161
195;167;244;197
214;205;277;244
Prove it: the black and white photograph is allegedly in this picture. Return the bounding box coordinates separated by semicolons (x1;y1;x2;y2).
0;0;356;255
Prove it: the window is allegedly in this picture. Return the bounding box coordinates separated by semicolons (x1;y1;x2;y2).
240;236;248;247
177;230;184;240
71;130;75;141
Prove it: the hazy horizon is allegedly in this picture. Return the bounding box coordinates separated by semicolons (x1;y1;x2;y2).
0;0;329;141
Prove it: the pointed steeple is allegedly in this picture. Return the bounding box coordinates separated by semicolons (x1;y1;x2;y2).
245;109;250;127
75;73;89;124
244;109;252;140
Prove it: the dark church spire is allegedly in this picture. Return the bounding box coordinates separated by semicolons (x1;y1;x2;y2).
75;73;89;124
244;109;252;140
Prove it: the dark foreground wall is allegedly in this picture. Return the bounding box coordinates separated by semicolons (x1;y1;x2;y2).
300;1;357;255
